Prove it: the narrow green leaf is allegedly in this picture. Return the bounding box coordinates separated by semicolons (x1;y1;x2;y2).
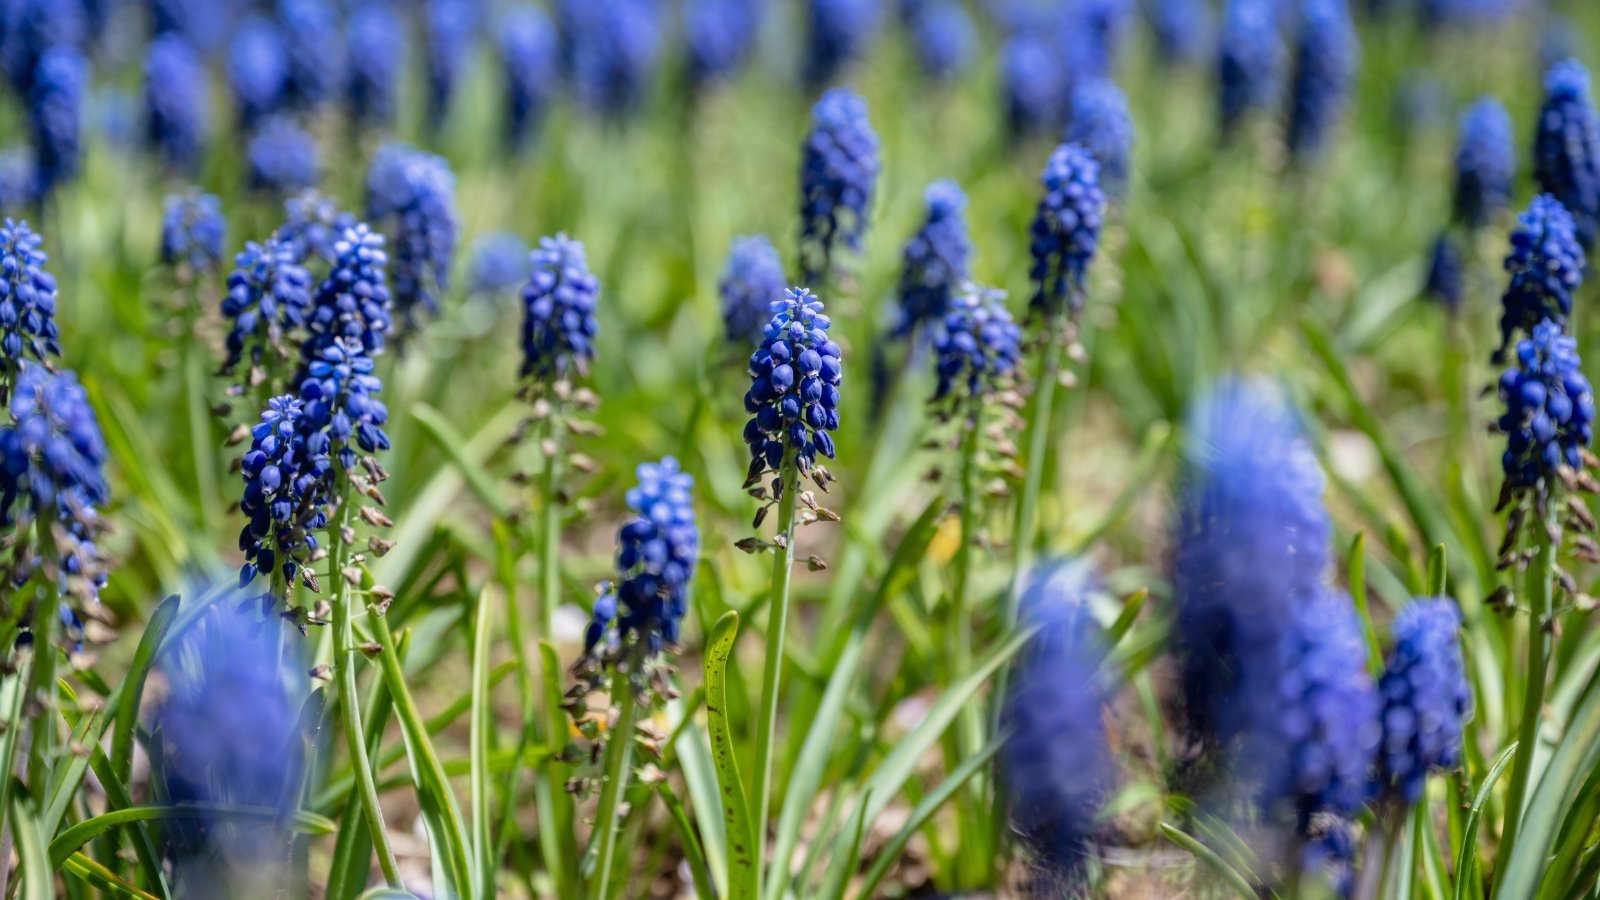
112;595;180;788
656;782;715;900
1107;588;1149;649
14;795;52;900
1347;532;1384;676
50;804;334;869
1159;822;1256;899
1427;543;1447;598
412;403;512;518
60;852;159;900
704;611;757;900
470;588;495;900
819;789;872;900
1453;741;1516;900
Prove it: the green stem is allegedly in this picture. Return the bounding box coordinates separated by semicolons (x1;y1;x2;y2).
183;280;218;535
752;458;802;887
535;399;578;894
588;649;642;900
1501;504;1559;860
332;493;402;888
26;525;59;800
949;402;987;886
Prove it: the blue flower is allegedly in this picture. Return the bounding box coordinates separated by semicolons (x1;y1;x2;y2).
686;0;759;87
365;143;458;331
1151;0;1210;66
0;363;111;608
1172;378;1331;748
345;2;406;128
799;88;881;286
425;0;478;130
1028;143;1106;319
1000;558;1115;876
1001;34;1067;138
1534;60;1600;249
1055;0;1131;87
162;192;227;275
299;336;391;471
143;34;207;175
585;456;699;657
804;0;882;91
1218;0;1282;135
227;16;289;130
895;179;971;336
1453;97;1514;229
468;232;530;296
498;4;557;151
27;46;84;200
221;235;313;379
1496;194;1585;361
277;0;341;110
933;285;1022;403
0;219;60;364
150;0;230;54
307;223;393;358
521;233;600;381
237;395;330;589
281;191;355;265
1423;232;1464;311
1065;79;1133;197
0;0;83;96
1374;599;1471;804
741;287;843;484
247;116;320;194
1497;320;1595;494
0;148;35;213
1286;0;1358;161
907;0;974;83
558;0;661;118
721;235;787;346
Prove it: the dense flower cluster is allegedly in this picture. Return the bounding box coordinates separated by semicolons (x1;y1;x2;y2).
365;143;458;330
227;16;288;130
28;46;84;200
1028;143;1106;319
521;233;600;381
686;0;760;87
895;180;971;337
1423;233;1464;311
299;337;391;471
932;285;1022;402
281;191;354;265
425;0;476;130
277;0;339;110
799;88;881;286
558;0;660;117
1066;80;1133;197
247;117;319;194
144;34;207;175
1151;0;1210;65
1286;0;1358;161
1534;60;1600;249
1454;97;1514;229
1000;559;1115;876
720;235;787;346
742;288;843;485
468;232;530;296
499;4;557;151
0;0;82;95
1374;599;1471;804
221;235;312;378
0;219;60;364
585;456;700;657
238;395;329;590
907;0;973;83
804;0;882;91
1218;0;1281;134
1497;320;1594;492
345;2;405;128
161;192;227;275
1496;194;1585;360
307;224;392;359
1002;34;1067;138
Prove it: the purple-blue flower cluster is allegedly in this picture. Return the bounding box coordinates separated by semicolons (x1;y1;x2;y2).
1453;97;1514;229
895;179;971;336
468;232;530;297
558;0;660;118
307;223;392;359
281;191;354;266
907;0;973;83
425;0;477;130
1151;0;1210;66
1065;80;1133;197
365;143;458;331
804;0;882;91
521;233;600;381
720;235;787;346
1496;194;1586;361
345;2;405;128
227;16;289;130
277;0;340;110
238;395;330;589
686;0;760;87
585;456;699;657
799;88;881;286
143;34;207;175
499;4;557;151
162;192;227;275
1497;320;1595;493
933;285;1022;402
1374;599;1471;804
1001;34;1066;138
247;117;320;194
1534;60;1600;249
1218;0;1281;135
1028;143;1106;319
742;288;843;485
1424;233;1465;311
0;220;58;365
221;235;313;378
27;46;84;200
1286;0;1358;161
299;337;391;471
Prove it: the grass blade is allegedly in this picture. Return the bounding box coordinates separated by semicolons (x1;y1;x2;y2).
50;805;334;869
819;789;872;900
13;795;52;900
1453;741;1517;900
656;782;715;900
111;594;179;790
705;611;757;900
1158;822;1256;899
60;852;159;900
470;588;494;899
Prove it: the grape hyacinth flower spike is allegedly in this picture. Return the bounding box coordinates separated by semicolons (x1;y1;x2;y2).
907;0;974;83
468;232;530;298
799;88;881;288
0;219;61;382
221;234;313;396
306;223;393;361
1285;0;1358;162
345;2;406;129
1028;143;1107;323
1001;34;1068;140
720;235;786;347
498;4;557;151
278;0;340;111
895;180;971;338
1534;60;1600;250
281;191;355;266
932;284;1023;407
1372;599;1471;805
1218;0;1282;137
28;46;85;202
144;34;207;175
365;143;458;334
424;0;476;131
1454;97;1514;230
1065;80;1133;198
227;16;289;131
236;394;330;600
1494;194;1585;362
686;0;761;88
247;116;320;195
804;0;883;92
161;192;227;278
521;233;600;385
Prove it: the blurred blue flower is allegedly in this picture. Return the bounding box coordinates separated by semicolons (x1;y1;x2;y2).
907;0;973;83
1001;34;1067;139
742;287;843;484
151;0;231;54
559;0;660;117
162;192;227;275
1028;142;1106;319
1;0;84;96
247;117;320;194
1423;232;1464;311
800;87;881;286
27;46;84;200
365;143;458;331
222;235;313;379
1218;0;1282;135
307;223;393;358
277;0;341;110
522;232;600;381
1453;97;1514;229
687;0;760;87
804;0;882;91
1065;79;1133;197
1000;558;1115;877
896;179;971;336
1534;60;1600;250
425;0;477;131
237;394;330;589
1497;320;1594;494
92;85;138;152
227;15;289;130
1056;0;1131;86
281;191;355;266
144;34;207;175
468;232;530;296
1496;194;1585;361
299;336;391;471
345;1;406;128
586;456;700;656
933;284;1022;402
1150;0;1211;66
720;235;786;346
0;149;36;213
1286;0;1358;161
1374;598;1471;804
499;4;557;151
0;219;59;363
